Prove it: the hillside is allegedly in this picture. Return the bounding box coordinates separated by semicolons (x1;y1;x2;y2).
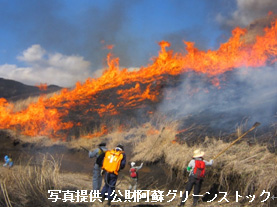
0;77;61;101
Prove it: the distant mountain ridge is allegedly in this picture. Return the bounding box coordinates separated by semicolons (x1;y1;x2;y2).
0;77;62;101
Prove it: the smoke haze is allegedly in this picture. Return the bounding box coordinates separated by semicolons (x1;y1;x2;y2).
158;64;277;131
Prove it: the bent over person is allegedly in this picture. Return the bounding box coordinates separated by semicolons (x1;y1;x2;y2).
89;142;107;191
179;149;213;206
101;144;126;206
3;155;13;168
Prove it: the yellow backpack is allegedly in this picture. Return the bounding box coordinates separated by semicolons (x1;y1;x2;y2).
102;149;124;175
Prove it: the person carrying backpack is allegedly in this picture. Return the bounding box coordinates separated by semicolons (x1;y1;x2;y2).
128;161;143;191
100;144;126;206
179;149;213;207
89;142;107;191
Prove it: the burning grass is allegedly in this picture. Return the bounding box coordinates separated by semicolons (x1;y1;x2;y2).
11;90;62;112
0;15;277;139
0;13;276;207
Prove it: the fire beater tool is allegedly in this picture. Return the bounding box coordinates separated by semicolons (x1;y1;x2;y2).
80;146;89;152
213;122;261;160
141;126;166;161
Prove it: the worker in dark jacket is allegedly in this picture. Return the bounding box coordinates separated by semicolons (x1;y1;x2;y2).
179;149;213;206
89;142;107;191
100;144;126;206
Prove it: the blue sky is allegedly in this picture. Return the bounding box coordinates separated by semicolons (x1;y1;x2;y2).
0;0;275;87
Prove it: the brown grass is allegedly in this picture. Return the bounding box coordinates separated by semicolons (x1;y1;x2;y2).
128;121;277;205
68;118;277;206
11;91;61;112
2;112;276;206
0;155;62;206
68;118;277;204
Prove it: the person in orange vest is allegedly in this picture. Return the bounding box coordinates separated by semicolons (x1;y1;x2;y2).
179;149;213;206
100;144;126;206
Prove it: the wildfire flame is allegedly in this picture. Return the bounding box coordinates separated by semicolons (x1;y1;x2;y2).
81;125;108;139
36;83;48;91
0;17;276;139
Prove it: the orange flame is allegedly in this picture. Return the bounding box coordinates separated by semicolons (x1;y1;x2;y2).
177;128;188;134
0;17;276;139
147;128;159;135
82;125;108;139
105;45;114;50
36;83;48;91
0;97;73;138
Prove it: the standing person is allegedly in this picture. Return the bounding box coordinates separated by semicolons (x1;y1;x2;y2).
89;142;107;191
101;144;126;206
128;161;143;191
179;149;213;206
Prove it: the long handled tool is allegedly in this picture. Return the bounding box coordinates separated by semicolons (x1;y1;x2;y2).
141;126;165;161
80;146;89;152
213;122;261;160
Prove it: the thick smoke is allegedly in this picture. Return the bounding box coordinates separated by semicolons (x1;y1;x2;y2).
216;0;277;28
158;64;277;132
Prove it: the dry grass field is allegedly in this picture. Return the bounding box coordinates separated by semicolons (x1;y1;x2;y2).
1;118;276;206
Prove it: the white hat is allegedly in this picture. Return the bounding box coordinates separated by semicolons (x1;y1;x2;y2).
131;162;135;167
193;149;205;158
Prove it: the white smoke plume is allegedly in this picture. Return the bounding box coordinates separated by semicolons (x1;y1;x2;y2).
216;0;277;27
158;64;277;131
